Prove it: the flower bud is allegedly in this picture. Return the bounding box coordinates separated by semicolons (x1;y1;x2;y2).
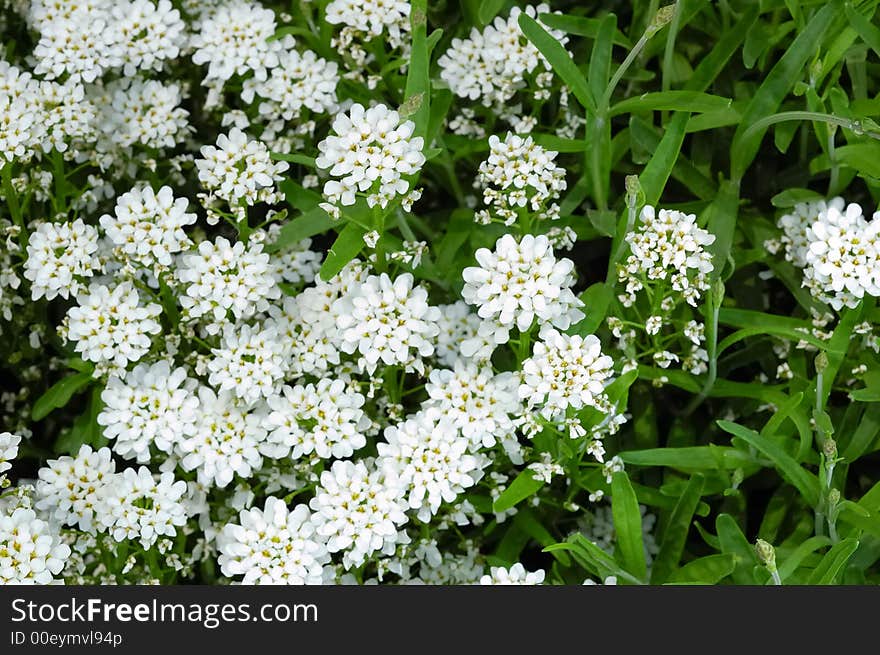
755;539;777;571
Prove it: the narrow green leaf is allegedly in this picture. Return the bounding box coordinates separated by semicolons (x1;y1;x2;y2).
537;12;631;46
518;13;596;114
807;538;859;584
619;446;754;471
611;470;647;581
477;0;506;25
777;536;833;582
717;420;820;507
404;0;431;139
492;469;545;513
843;403;880;461
846;2;880;58
32;371;92;421
318;222;367;280
610;91;732;117
588;13;616;108
716;514;759;585
667;554;736;584
569;283;614;336
639;112;688;206
651;474;705;584
270;152;315;167
730;3;838;181
264;206;334;253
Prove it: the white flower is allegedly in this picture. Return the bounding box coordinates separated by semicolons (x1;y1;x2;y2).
99;185;196;268
0;507;71;584
98;361;199;463
191;0;292;83
177;388;267;488
93;78;191;153
0;432;21;478
112;0;186;76
24;219;102;301
196;128;289;206
435;301;494;365
462;233;584;343
242;48;339;121
35;445;116;533
265;227;322;286
804;201;880;310
424;363;520;450
101;467;188;549
309;459;408;569
325;0;410;41
645;315;663;336
619;206;715;307
478;132;566;221
207;323;288;405
263;379;369;461
479;563;545;585
379;410;486;522
519;326;615;421
65;282;162;370
334;272;440;374
176;237;281;334
315;103;425;209
218;497;330;585
438;4;565;107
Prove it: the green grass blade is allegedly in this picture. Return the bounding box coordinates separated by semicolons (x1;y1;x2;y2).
651;474;705;583
611;470;647;581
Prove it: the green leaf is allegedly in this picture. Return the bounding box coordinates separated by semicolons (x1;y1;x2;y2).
619;446;753;471
270;152;315;167
32;371;92;422
846;2;880;58
517;13;596;114
666;554;736;585
716;514;759;585
806;538;859;584
264;206;334;253
544;534;643;585
730;3;838;181
319;222;367;280
588;13;616;108
843;404;880;461
404;0;431;140
651;474;705;584
610;91;732;117
569;283;614;336
770;187;826;208
537;12;630;46
492;469;545;513
777;536;833;582
477;0;506;25
611;470;647;581
639;112;688;206
717;420;820;507
513;509;570;566
718;308;827;350
704;179;741;282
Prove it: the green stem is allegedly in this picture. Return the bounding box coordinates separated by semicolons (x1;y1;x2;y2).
741;111;880;141
2;162;27;250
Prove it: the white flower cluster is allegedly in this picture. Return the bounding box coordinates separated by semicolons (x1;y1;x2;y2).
99;185;196;269
479;563;546;585
176;236;281;334
438;4;565;107
462;233;584;347
379;410;485;522
316;103;426;212
0;432;21;485
0;507;70;584
476;133;567;225
325;0;411;45
64;282;163;370
191;0;292;83
619;205;716;308
196;128;289;208
98;361;199;463
334;272;441;374
218;498;330;585
35;445;189;550
778;198;880;311
264;379;369;460
242;49;340;122
24;219;102;301
520;327;615;422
